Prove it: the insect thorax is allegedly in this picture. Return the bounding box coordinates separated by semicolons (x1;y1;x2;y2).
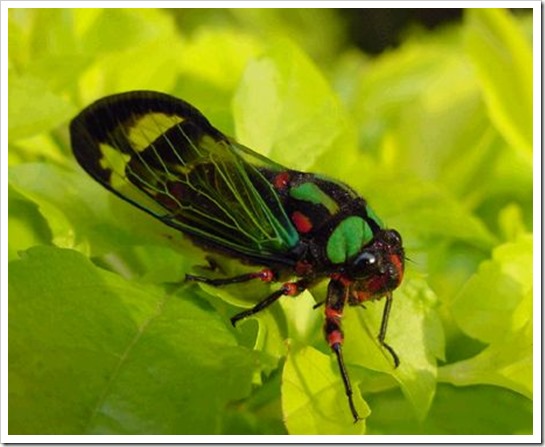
258;168;385;272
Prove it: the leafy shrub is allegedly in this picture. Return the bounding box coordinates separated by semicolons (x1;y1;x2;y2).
8;8;533;435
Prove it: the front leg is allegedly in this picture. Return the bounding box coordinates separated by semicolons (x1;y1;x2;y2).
378;292;400;368
324;278;362;423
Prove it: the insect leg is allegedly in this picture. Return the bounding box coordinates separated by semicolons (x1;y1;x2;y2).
312;300;325;309
230;278;309;327
378;292;400;368
325;278;362;423
332;344;361;423
185;268;275;286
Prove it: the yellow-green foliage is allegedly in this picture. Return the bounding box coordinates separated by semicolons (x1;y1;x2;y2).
8;8;533;435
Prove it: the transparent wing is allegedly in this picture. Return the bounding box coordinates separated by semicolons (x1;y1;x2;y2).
70;91;299;264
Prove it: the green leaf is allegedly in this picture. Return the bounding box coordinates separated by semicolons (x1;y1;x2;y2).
81;9;171;55
438;320;532;399
347;25;492;189
366;383;532;434
195;279;288;368
9;246;257;434
76;10;184;104
170;29;262;135
393;185;496;249
465;9;532;158
346;174;497;251
343;275;443;420
498;203;527;242
7;8;534;435
9;10;91;92
8;163;188;257
8;72;75;141
451;234;532;342
280;290;322;346
8;163;107;253
233;38;358;174
8;187;52;260
177;29;261;92
229;9;345;63
282;345;369;434
444;234;533;398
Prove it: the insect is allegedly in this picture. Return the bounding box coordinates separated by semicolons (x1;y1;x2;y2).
70;91;405;423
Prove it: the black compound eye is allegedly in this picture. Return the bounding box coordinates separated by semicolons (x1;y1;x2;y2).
353;252;376;269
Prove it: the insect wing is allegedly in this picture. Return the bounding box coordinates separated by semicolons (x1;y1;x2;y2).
70;91;299;262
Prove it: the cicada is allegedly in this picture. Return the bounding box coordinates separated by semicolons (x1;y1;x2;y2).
70;91;405;422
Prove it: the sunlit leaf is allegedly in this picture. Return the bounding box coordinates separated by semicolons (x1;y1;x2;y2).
343;275;443;420
8;73;75;141
451;234;532;342
282;345;368;434
438;320;532;399
9;246;257;434
233;38;358;174
465;9;532;158
7;8;534;436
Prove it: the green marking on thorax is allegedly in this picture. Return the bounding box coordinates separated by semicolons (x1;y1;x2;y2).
326;216;374;264
289;182;339;214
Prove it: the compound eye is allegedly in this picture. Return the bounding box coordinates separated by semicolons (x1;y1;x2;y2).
354;252;376;269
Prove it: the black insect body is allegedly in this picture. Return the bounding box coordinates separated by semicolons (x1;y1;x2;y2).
70;91;405;422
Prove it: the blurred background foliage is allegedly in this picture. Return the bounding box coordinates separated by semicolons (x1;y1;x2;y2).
8;8;533;435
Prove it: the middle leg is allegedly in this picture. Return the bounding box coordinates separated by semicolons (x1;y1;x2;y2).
230;278;312;326
185;268;275;286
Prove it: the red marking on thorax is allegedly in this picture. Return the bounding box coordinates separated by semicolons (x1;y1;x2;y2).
273;171;290;190
291;211;313;233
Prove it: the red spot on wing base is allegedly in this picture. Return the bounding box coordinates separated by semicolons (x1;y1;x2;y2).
273;171;290;190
